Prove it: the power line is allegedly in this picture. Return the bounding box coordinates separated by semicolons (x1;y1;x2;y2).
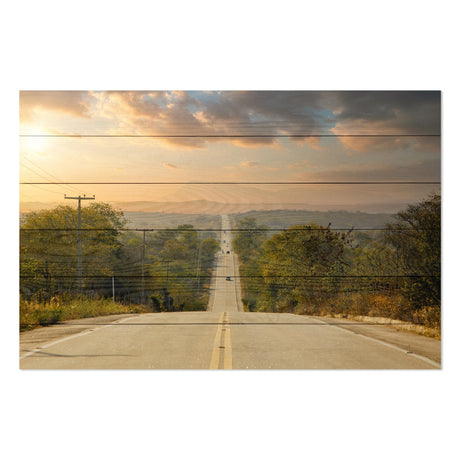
20;181;441;185
19;227;435;232
20;156;88;196
20;182;64;196
19;274;439;279
20;133;440;138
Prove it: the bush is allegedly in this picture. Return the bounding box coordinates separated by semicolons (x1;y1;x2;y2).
181;298;207;311
20;295;149;331
412;306;441;329
20;300;64;330
242;296;257;312
384;194;440;307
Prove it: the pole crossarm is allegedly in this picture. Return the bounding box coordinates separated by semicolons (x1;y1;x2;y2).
64;196;96;200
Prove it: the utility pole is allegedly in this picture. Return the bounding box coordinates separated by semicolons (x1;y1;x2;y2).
166;261;170;291
195;239;203;290
141;229;146;303
64;194;95;292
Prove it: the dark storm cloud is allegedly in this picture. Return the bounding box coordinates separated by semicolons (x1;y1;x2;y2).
165;91;332;147
327;91;441;134
197;91;329;133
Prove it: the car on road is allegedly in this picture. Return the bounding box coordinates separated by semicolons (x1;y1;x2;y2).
226;276;231;281
226;250;230;254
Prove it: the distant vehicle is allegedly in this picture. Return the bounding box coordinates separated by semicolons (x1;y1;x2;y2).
226;276;231;281
223;240;226;243
226;250;230;254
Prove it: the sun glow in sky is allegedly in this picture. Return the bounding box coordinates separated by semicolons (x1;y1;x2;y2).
19;91;440;213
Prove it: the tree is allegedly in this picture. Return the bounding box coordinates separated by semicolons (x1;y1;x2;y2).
232;217;268;262
146;225;219;311
20;202;126;297
199;238;220;264
384;193;440;306
232;218;269;310
159;239;188;261
261;224;351;309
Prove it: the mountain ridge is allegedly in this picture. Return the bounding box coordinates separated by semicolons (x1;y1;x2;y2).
20;199;408;214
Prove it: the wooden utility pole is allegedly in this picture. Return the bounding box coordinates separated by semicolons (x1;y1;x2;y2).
142;229;146;303
195;239;203;290
165;261;170;291
64;194;95;292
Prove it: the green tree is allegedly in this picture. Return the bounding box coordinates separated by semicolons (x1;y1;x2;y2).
199;238;220;264
20;202;126;297
346;243;399;294
146;225;219;311
384;193;441;306
160;239;188;261
232;217;269;311
232;217;268;262
261;224;351;310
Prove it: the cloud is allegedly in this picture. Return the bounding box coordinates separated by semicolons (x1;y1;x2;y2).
102;91;440;152
287;160;314;170
330;91;440;133
86;91;330;148
19;91;441;154
292;159;441;182
240;160;259;167
94;91;207;149
264;166;280;171
163;162;179;169
325;91;440;153
289;136;323;150
20;91;95;122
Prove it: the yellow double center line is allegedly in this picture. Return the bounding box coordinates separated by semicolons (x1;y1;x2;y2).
209;311;233;369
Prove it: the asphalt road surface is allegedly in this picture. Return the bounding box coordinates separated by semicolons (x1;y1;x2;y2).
20;215;441;370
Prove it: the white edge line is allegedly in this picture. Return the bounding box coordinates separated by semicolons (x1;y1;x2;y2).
20;316;138;361
311;316;441;369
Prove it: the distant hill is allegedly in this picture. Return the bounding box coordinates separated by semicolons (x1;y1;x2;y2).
124;209;395;236
111;200;407;214
124;212;221;230
230;209;395;231
20;202;395;243
21;199;405;216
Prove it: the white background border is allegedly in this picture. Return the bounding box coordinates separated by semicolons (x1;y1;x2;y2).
2;2;458;459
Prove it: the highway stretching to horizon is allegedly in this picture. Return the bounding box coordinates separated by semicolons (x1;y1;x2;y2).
20;215;441;369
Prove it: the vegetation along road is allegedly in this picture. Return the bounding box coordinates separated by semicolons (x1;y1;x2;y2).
20;215;440;369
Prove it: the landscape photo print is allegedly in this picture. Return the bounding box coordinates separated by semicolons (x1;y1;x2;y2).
19;90;441;369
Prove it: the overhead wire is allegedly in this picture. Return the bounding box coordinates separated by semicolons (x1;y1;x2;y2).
20;156;88;196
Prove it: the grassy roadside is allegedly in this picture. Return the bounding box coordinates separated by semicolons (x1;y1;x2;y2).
289;293;441;339
20;296;150;332
306;312;441;339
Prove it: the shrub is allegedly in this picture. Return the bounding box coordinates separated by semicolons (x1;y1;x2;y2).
412;306;441;329
20;295;149;331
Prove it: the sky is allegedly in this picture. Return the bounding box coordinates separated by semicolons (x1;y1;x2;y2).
19;90;441;213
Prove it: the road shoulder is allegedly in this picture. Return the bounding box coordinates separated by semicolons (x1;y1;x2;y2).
306;315;441;364
19;313;141;358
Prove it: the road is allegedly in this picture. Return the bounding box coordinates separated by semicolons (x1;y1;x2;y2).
20;215;441;369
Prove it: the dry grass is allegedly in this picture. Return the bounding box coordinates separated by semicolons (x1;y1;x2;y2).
295;292;440;339
20;295;150;331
